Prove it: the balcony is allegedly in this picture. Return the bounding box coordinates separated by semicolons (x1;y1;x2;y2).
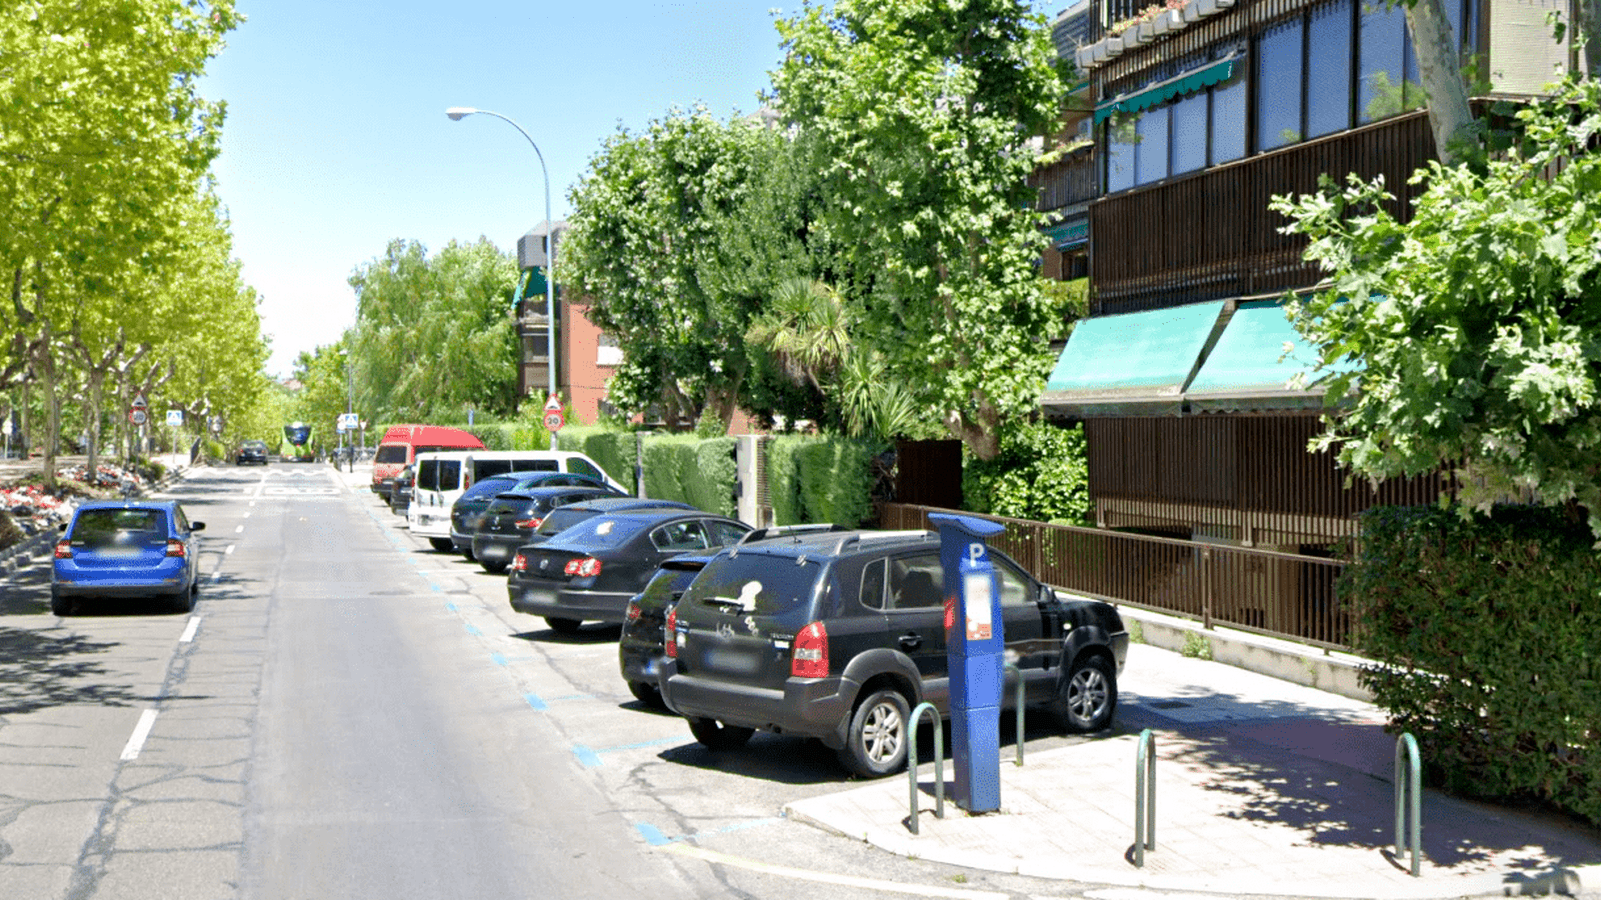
1030;145;1098;213
1088;110;1436;315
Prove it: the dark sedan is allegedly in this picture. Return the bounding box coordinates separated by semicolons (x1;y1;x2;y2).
521;496;696;548
450;472;614;558
508;509;750;634
389;465;414;516
234;440;269;465
471;485;623;573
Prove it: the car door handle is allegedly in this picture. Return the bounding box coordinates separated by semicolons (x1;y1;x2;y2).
898;633;922;651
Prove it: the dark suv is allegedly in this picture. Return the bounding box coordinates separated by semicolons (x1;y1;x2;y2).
659;529;1129;777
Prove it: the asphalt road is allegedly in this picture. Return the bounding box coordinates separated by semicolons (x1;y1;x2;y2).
0;462;1150;900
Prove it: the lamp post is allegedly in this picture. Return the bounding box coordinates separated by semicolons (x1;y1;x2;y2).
446;106;559;410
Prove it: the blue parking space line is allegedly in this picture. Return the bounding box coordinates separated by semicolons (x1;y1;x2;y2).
710;817;784;835
597;736;680;753
634;823;674;846
524;693;547;711
445;602;457;612
429;583;442;592
464;623;481;636
573;745;603;768
490;652;508;666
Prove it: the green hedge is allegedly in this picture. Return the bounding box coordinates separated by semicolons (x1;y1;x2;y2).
560;426;639;495
768;434;878;527
1347;505;1601;825
963;420;1091;525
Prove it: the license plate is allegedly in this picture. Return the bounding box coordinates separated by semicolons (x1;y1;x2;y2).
703;647;761;675
522;586;557;606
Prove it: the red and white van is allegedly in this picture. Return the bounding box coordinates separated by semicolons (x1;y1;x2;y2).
369;425;484;500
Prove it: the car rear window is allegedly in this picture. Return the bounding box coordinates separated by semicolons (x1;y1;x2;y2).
557;516;654;549
73;508;167;547
682;553;825;618
536;507;597;537
460;477;519;501
374;445;407;464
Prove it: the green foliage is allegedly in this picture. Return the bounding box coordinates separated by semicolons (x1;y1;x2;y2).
1180;631;1213;660
772;0;1071;459
963;421;1091;524
1272;77;1601;537
1345;504;1601;825
688;438;738;517
768;435;878;527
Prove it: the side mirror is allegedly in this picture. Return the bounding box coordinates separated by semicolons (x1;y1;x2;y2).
190;522;206;533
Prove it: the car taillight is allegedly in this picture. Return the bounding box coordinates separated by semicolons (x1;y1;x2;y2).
515;516;544;530
944;596;956;633
791;621;829;678
665;607;678;659
54;540;72;559
564;557;602;578
165;539;186;558
511;553;527;572
625;600;642;623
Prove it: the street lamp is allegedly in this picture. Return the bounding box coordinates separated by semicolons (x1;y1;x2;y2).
446;106;559;409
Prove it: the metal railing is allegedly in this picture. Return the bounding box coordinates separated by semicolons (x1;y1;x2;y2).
880;503;1352;651
1135;728;1156;867
907;702;945;835
1395;733;1422;877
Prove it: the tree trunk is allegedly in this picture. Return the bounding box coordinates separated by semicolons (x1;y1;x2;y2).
1405;0;1475;165
35;327;58;491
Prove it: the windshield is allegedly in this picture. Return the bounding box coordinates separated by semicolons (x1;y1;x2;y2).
460;477;519;501
682;553;824;618
536;507;597;537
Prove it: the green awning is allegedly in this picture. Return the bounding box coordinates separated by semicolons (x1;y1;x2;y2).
1042;300;1227;417
1185;301;1359;412
1094;55;1239;124
1043;218;1088;249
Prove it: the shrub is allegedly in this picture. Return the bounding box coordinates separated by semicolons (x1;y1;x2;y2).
1347;504;1601;825
963;420;1090;525
788;436;878;527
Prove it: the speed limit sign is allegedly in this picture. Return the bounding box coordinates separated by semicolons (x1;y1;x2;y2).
128;409;148;426
542;410;564;432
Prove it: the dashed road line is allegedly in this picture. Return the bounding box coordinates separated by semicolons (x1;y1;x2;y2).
179;616;201;643
120;709;159;761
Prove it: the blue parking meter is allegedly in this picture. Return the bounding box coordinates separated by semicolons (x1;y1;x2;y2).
929;513;1005;813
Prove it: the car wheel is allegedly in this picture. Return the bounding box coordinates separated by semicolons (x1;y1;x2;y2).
688;717;754;751
428;538;454;553
1056;653;1116;733
171;586;195;614
545;617;582;634
627;680;664;708
50;587;72;617
462;547;476;562
480;559;508;574
837;688;911;778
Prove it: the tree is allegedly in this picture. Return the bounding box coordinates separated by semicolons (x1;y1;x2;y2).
771;0;1072;460
562;107;801;431
1271;77;1601;537
347;238;520;423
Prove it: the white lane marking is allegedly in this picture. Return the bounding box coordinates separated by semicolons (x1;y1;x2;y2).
242;511;251;519
210;569;223;583
659;843;1007;900
234;524;244;534
180;616;201;643
225;544;236;555
120;709;159;761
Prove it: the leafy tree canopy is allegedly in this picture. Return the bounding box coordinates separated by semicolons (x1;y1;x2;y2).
1273;77;1601;536
771;0;1071;459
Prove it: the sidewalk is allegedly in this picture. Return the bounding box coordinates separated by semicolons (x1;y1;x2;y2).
785;643;1601;899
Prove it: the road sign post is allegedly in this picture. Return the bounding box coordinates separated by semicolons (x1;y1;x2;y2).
543;395;563;449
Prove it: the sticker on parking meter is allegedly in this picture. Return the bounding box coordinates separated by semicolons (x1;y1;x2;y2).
963;572;992;640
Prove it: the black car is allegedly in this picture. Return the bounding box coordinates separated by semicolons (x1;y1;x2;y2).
508;509;751;634
659;529;1130;778
620;525;848;708
389;465;415;516
450;472;614;557
521;496;697;548
472;485;624;573
234;440;268;465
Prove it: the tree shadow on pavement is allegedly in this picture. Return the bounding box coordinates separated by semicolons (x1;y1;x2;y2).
0;627;151;715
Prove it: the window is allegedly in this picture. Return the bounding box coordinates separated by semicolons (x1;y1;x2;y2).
1210;60;1247;163
1257;18;1305;151
1105;118;1137;193
888;554;945;610
1358;0;1409;123
1170;91;1209;175
860;558;887;610
995;559;1033;608
706;521;750;547
1306;0;1354;138
568;458;603;480
597;334;623;367
1134;105;1171;186
652;520;709;552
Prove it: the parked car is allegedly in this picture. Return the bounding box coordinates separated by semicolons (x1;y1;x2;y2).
659;529;1130;777
449;472;614;558
369;424;484;501
388;465;415;516
619;525;848;708
471;485;624;573
409;450;627;549
507;509;751;634
234;440;269;465
521;496;697;549
50;500;207;615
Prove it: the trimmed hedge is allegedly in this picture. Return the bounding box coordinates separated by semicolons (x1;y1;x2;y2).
768;434;878;527
963;420;1091;525
1346;505;1601;826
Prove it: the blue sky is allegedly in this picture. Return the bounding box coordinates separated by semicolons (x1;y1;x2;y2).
201;0;1069;378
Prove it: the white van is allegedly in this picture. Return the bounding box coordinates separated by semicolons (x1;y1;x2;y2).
407;450;627;549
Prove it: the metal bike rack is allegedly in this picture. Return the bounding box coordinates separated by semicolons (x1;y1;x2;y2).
1135;728;1156;867
1395;732;1422;876
1004;663;1025;766
907;701;945;835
